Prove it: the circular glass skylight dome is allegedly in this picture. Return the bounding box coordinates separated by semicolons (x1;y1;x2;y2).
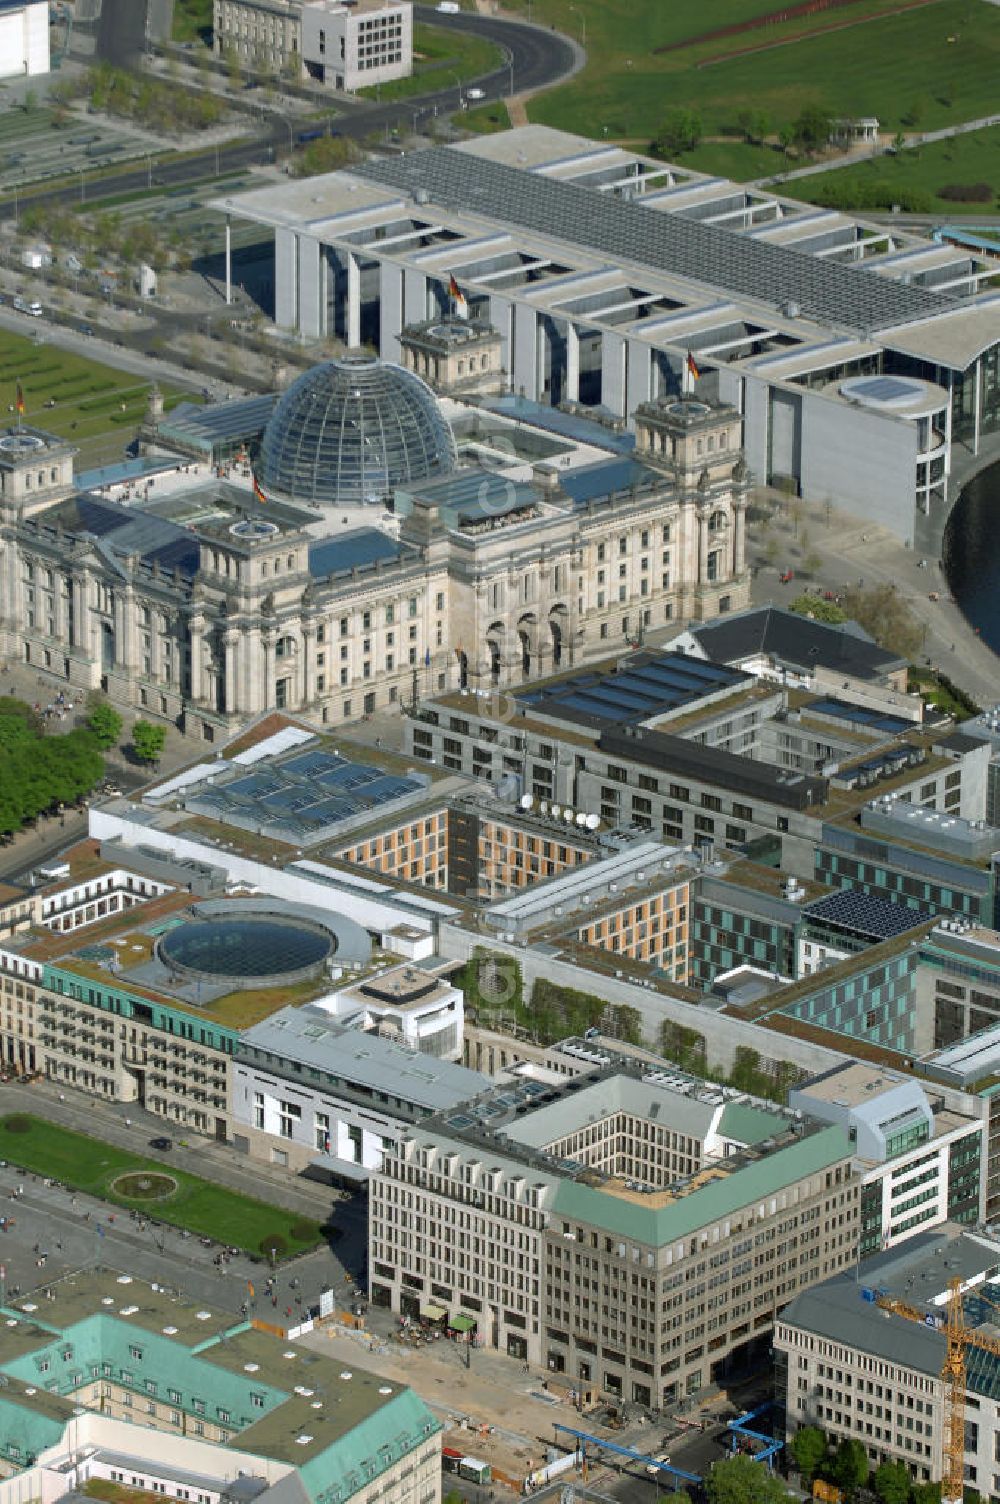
158;916;332;989
258;353;458;507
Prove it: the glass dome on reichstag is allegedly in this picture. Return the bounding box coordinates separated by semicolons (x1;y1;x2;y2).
258;353;457;507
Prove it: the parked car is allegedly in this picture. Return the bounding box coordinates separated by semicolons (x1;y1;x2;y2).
149;1136;173;1151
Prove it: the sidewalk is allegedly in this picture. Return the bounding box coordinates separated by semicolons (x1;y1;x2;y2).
745;486;1000;708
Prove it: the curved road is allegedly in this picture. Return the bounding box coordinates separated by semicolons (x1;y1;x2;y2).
2;10;579;216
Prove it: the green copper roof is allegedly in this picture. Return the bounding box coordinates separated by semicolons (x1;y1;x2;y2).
551;1124;852;1244
0;1274;440;1500
717;1101;784;1145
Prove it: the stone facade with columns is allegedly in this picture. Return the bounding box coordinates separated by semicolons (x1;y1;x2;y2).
0;395;748;740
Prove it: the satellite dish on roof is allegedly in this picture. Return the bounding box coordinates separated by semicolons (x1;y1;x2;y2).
575;812;588;827
539;802;549;816
585;813;600;830
519;793;534;810
563;808;575;823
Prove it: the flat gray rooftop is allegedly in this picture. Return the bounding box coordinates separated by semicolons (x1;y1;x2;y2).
358;147;958;336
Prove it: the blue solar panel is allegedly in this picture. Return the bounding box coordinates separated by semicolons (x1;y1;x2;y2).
282;750;343;778
184;741;425;845
518;651;748;728
808;698;911;734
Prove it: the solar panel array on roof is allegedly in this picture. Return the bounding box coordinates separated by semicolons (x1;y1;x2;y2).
803;888;930;940
807;698;912;735
358;149;957;335
183;748;425;844
518;651;748;728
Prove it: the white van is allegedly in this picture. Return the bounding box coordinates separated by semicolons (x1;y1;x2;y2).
646;1454;671;1478
26;301;43;317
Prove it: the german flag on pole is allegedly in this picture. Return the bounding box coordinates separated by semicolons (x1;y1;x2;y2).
448;273;468;320
686;350;700;384
15;382;25;417
252;472;267;505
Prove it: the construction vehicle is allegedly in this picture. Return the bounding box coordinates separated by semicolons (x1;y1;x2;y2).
875;1277;1000;1504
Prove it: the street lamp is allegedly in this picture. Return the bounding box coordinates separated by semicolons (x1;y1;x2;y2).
508;58;514;96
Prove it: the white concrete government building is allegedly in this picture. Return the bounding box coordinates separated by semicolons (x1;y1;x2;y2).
212;124;1000;545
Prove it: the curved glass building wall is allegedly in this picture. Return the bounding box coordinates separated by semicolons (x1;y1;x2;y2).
258;354;457;506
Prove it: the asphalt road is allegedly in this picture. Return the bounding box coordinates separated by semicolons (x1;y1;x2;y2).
2;10;577;217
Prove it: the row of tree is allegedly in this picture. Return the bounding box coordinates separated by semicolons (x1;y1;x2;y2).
791;1426;940;1504
0;701;104;838
88;703;166;766
654;102;839;160
0;700;168;841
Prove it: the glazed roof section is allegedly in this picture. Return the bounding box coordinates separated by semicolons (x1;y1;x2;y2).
357;147;955;336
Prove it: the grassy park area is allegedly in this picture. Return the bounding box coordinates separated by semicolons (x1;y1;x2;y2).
0;1114;323;1258
514;0;1000;171
0;328;192;468
795;123;1000;214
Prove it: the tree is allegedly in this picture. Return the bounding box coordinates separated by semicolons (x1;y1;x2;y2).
87;702;123;750
872;1461;910;1504
831;1439;869;1499
839;582;922;660
655;107;703;157
790;1425;827;1482
737;109;770;145
792;103;833;155
132;720;166;765
705;1455;790;1504
291;134;358;179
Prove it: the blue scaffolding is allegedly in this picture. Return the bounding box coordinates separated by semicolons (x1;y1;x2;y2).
553;1423;702;1490
727;1403;784;1469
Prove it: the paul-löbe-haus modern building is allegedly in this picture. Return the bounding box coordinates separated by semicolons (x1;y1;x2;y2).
369;1066;859;1406
213;125;1000;546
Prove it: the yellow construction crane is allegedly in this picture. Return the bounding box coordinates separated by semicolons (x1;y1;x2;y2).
877;1277;1000;1504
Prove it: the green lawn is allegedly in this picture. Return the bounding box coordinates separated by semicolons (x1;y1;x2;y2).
0;328;193;468
680;139;791;180
524;0;1000;157
357;22;502;103
1;1114;323;1258
793;123;1000;213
